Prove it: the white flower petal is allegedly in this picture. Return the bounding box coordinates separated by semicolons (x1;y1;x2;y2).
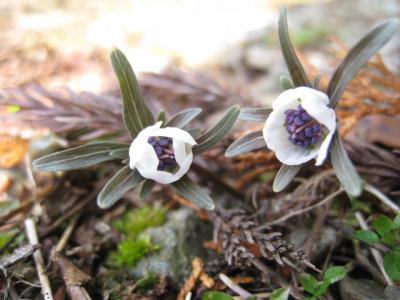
315;130;335;166
264;87;336;166
150;126;197;145
129;122;195;184
263;109;319;165
300;90;336;132
272;88;301;110
129;121;163;167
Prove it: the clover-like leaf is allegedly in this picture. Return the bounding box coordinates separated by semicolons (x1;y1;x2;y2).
270;287;290;300
193;105;240;154
97;166;144;209
111;48;155;137
323;266;347;284
330;135;362;197
239;108;272;122
355;230;380;244
384;250;400;281
166;107;202;128
225;131;265;157
373;215;393;237
139;179;155;199
300;273;320;295
273;164;302;193
327;19;400;108
278;5;312;87
33;141;128;172
171;175;214;210
201;291;234;300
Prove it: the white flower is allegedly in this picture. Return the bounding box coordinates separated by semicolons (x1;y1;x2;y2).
263;87;336;166
129;121;197;184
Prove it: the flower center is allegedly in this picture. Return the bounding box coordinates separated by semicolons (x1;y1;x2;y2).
284;105;322;148
148;136;178;171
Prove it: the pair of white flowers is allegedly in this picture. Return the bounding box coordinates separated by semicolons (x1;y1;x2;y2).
129;87;336;184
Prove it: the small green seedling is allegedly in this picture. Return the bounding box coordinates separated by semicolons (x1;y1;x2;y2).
300;266;347;300
355;214;400;280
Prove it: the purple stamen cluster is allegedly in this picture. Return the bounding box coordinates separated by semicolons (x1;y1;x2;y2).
148;136;177;170
284;105;322;148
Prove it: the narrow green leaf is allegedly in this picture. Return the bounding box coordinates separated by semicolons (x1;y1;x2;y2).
187;128;202;140
273;164;302;192
157;110;166;123
278;5;311;87
270;287;290;300
330;135;362;197
97;166;144;209
327;19;400;108
202;291;234;300
33;142;128;172
323;266;347;284
171;175;215;210
166;108;202;128
384;250;400;281
139;179;155;199
193;105;240;154
225;131;266;157
239;108;272;122
313;74;321;90
373;215;393;237
111;48;154;137
110;148;129;159
300;273;320;294
280;75;294;90
355;230;380;244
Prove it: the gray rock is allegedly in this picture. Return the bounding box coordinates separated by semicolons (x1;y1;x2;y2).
339;277;386;300
289;226;338;260
129;208;216;287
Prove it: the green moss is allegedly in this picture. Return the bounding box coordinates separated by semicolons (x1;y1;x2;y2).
108;206;167;268
113;206;166;238
110;234;160;267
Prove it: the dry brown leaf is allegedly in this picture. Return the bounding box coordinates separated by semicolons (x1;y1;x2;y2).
0;134;28;168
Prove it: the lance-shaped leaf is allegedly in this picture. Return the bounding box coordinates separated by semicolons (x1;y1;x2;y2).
225;131;266;157
239;108;272;122
193;105;240;154
111;48;154;137
109;148;129;159
33;141;128;172
97;166;144;209
330;134;362;197
166;108;202;128
278;5;311;87
139;179;155;199
280;75;294;90
171;175;214;210
187;128;202;140
273;164;302;192
327;19;400;108
157;110;166;123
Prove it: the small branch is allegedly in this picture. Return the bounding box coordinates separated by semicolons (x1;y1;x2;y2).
24;217;54;300
54;214;80;254
257;188;344;228
364;182;400;214
355;211;393;286
219;273;253;299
